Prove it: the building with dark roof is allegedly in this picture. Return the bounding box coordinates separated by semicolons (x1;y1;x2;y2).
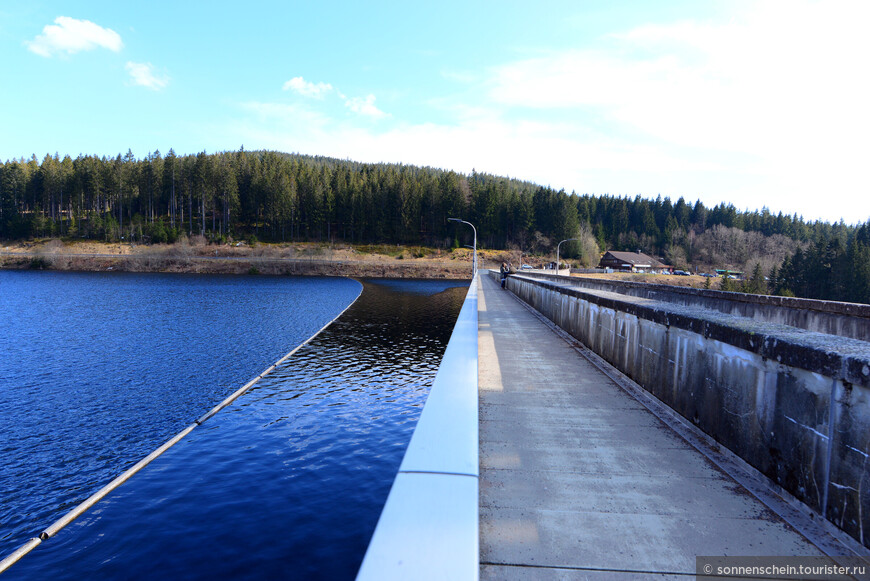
597;251;671;273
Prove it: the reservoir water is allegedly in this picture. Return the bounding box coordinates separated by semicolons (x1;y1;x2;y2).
0;271;467;579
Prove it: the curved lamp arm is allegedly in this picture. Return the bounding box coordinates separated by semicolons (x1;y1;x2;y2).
449;218;477;275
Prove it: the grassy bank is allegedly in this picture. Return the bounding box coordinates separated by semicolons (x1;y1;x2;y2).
0;240;734;288
0;239;487;279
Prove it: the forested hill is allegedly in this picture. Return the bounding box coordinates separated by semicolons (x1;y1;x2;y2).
1;148;868;302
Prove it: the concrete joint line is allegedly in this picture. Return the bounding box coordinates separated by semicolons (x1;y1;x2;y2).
481;560;687;576
398;470;478;479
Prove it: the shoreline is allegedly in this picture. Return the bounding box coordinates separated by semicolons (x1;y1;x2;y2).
0;251;473;279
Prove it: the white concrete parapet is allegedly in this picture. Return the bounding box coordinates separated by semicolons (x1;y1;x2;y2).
357;274;479;581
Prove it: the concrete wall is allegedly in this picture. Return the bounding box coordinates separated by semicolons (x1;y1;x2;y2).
523;272;870;341
496;271;870;549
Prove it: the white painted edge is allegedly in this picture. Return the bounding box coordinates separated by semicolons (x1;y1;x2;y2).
357;274;479;581
399;278;479;476
355;473;479;580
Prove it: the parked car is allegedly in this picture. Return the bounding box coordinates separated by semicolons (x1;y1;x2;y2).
521;264;533;270
674;270;690;276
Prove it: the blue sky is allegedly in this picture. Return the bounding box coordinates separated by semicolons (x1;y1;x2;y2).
2;0;868;224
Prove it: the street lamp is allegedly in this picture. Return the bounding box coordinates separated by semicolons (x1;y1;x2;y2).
464;245;483;270
556;238;579;276
449;218;477;276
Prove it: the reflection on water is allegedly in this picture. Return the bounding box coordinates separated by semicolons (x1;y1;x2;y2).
6;277;467;580
0;271;361;560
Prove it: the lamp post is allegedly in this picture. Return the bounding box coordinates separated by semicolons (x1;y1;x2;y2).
556;238;579;276
464;245;482;271
449;218;477;276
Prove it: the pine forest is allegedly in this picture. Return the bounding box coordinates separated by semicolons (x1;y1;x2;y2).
1;149;868;304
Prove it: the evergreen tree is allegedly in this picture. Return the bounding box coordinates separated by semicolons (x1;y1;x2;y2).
1;148;867;305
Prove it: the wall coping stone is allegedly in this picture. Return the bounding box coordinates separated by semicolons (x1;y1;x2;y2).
512;273;870;388
525;272;870;319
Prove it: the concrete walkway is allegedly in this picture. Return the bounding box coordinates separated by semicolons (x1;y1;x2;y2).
477;273;832;579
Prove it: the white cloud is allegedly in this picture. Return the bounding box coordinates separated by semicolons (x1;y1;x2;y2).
483;0;870;221
234;94;865;223
344;94;389;119
231;1;870;224
283;76;333;98
125;62;169;91
281;76;389;118
26;16;122;57
235;97;709;185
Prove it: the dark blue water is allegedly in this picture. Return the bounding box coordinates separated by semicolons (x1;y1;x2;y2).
1;272;467;579
0;272;361;558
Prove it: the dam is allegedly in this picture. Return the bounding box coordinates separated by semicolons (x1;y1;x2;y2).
361;271;870;579
3;270;868;578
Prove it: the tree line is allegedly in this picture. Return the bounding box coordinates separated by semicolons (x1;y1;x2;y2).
769;221;870;304
1;148;867;303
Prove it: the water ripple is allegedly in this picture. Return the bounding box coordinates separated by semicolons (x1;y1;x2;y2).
0;271;361;557
3;276;466;580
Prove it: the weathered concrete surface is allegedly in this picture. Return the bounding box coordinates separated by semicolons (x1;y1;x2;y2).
501;271;870;550
522;271;870;340
478;273;862;579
